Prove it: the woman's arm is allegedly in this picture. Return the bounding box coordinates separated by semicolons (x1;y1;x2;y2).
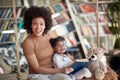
22;38;64;74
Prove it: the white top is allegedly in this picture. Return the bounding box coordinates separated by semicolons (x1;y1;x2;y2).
53;53;74;68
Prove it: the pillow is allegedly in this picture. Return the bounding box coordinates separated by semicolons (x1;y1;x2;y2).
0;46;28;73
0;54;12;74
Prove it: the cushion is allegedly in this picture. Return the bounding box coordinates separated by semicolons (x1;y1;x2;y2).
0;46;28;73
0;54;12;74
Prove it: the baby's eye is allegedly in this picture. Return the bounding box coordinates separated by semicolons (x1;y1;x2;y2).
33;23;37;25
40;23;43;25
62;44;66;46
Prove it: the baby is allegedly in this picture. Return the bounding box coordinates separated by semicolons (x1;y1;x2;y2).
50;36;92;80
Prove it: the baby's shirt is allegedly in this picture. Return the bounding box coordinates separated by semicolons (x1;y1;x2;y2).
53;53;74;68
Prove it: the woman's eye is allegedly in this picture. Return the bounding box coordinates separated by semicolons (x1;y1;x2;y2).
33;23;37;25
40;23;44;25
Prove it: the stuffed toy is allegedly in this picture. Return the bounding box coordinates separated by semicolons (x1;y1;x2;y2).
86;47;107;80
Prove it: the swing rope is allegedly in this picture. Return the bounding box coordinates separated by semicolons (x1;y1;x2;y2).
12;0;22;80
96;0;100;47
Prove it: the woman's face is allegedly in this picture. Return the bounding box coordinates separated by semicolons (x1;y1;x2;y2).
54;41;67;54
31;17;45;36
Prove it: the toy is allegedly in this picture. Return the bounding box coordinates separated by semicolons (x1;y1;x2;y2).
74;67;92;79
86;47;107;80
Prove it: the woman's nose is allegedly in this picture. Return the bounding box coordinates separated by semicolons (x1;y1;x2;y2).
36;25;41;29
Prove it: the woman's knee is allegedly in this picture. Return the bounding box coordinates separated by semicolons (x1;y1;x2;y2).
51;73;72;80
28;74;50;80
29;77;50;80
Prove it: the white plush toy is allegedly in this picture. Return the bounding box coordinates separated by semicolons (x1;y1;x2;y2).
86;47;108;80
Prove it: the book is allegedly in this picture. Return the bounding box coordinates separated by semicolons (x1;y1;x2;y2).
54;14;66;24
0;8;3;17
62;12;70;20
0;33;15;42
1;33;8;42
98;14;108;22
79;4;95;13
65;37;72;47
20;7;26;17
67;32;77;46
80;25;93;36
73;4;81;13
69;61;89;74
76;58;89;62
75;16;86;25
89;25;97;35
1;8;8;18
4;8;12;18
82;15;92;24
19;32;28;43
3;20;10;30
53;2;65;13
7;20;13;30
102;25;110;34
16;8;22;18
66;22;75;32
99;25;105;35
101;4;108;11
54;12;70;24
84;38;91;50
8;9;13;18
98;4;103;11
52;18;58;25
0;21;5;31
55;25;68;36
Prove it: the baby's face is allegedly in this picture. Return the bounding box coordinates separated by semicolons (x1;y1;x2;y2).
54;41;67;54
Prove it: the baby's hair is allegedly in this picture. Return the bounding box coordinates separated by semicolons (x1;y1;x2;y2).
23;6;52;35
50;36;65;48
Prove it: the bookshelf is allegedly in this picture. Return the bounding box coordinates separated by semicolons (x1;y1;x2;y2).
48;2;83;58
0;0;27;79
65;0;113;57
0;5;26;46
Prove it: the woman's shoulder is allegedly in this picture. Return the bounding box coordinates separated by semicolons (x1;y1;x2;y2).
21;35;34;47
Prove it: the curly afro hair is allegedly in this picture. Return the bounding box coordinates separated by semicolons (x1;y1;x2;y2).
23;6;53;35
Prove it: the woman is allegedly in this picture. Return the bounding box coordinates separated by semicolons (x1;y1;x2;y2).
21;6;73;80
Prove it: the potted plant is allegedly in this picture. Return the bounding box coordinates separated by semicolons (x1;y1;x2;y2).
107;0;120;49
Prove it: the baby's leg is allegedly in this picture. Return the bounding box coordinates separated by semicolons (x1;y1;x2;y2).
74;67;92;79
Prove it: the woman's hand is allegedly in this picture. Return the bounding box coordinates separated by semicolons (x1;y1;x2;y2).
61;68;74;74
